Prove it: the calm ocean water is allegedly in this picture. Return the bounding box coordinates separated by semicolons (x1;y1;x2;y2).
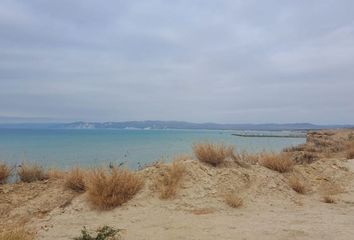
0;129;305;169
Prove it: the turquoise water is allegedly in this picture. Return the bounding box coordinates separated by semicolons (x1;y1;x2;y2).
0;129;305;169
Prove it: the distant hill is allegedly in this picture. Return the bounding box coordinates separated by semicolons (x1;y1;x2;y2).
53;121;353;131
0;120;352;130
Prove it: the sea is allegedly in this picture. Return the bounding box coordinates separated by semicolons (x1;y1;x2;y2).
0;128;306;169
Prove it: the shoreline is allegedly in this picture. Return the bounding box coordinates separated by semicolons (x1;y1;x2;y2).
1;129;354;240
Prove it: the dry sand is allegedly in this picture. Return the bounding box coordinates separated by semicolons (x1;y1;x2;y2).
1;129;354;240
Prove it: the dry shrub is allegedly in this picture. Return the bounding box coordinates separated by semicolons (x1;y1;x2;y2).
288;176;306;194
47;168;66;179
348;133;354;141
225;193;243;208
323;195;336;204
17;164;47;183
0;227;34;240
86;168;143;210
346;143;354;159
0;163;11;184
259;153;294;173
65;168;86;192
155;161;185;199
347;149;354;159
291;151;319;164
193;143;233;166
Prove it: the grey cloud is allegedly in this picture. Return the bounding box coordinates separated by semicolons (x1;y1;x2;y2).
0;0;354;124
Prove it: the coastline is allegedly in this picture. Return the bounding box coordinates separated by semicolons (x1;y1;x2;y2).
1;129;354;240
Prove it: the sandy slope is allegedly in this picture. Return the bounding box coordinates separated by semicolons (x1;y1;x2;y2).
33;157;354;240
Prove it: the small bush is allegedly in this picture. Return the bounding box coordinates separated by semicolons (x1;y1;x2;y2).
47;168;66;179
346;143;354;159
348;133;354;141
74;226;120;240
65;168;86;192
225;193;243;208
259;153;294;173
87;168;143;210
288;176;306;194
193;143;233;166
323;196;336;204
155;161;185;199
0;227;34;240
0;163;11;184
17;164;47;183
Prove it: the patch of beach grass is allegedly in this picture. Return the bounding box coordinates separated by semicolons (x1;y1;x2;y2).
0;163;11;184
86;168;143;210
193;142;233;166
346;143;354;159
74;225;121;240
47;168;66;179
259;153;293;173
155;161;185;199
17;164;47;183
65;167;87;193
288;175;306;194
225;193;243;208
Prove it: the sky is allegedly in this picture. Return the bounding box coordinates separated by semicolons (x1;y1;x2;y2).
0;0;354;124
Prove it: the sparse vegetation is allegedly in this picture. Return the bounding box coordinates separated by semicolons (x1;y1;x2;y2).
259;153;293;173
323;195;336;204
0;163;11;184
225;193;243;208
348;133;354;141
74;226;121;240
86;168;143;210
47;168;66;179
291;151;319;164
65;168;86;192
288;176;306;194
193;142;233;166
17;164;48;183
155;161;185;199
346;143;354;159
0;227;34;240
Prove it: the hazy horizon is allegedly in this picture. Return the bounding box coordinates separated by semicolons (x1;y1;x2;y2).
1;1;354;124
0;115;353;126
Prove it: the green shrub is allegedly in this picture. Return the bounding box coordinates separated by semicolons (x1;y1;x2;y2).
74;226;120;240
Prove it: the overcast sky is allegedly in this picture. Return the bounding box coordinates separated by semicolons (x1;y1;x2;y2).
0;0;353;124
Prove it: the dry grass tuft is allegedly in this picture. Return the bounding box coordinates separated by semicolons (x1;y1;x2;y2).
288;176;306;194
86;168;143;210
259;153;294;173
225;193;243;208
17;164;47;183
0;227;34;240
47;168;66;179
155;161;185;199
0;163;11;184
346;143;354;159
65;168;86;192
323;195;336;204
193;143;233;166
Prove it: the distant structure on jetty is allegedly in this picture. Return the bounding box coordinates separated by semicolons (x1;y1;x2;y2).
232;132;306;138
